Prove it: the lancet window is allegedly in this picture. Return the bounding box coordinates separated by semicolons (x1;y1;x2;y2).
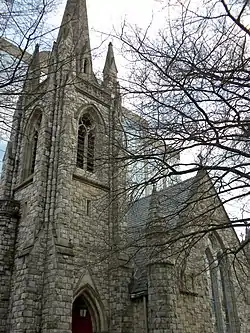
206;248;225;333
205;234;239;333
23;111;42;179
83;59;89;74
77;113;95;172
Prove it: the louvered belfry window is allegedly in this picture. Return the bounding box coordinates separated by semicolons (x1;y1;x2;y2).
77;114;95;172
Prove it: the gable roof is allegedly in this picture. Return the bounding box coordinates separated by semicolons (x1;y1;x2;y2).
127;175;197;230
127;174;204;297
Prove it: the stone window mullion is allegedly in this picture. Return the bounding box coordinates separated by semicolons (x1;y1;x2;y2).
84;129;89;169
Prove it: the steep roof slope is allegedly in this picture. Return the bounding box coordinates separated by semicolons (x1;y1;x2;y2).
127;175;199;296
127;176;197;230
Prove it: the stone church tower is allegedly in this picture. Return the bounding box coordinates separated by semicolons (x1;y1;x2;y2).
0;0;130;332
0;1;249;333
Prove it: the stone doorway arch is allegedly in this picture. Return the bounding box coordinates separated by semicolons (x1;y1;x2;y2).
72;296;93;333
72;285;107;333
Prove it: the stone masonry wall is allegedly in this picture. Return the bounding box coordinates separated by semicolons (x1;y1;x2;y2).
0;200;19;332
132;298;146;333
175;245;215;333
6;83;54;332
148;262;177;333
37;79;124;332
172;173;249;333
174;232;248;333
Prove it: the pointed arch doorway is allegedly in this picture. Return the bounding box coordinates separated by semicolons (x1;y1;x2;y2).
72;286;107;333
72;295;93;333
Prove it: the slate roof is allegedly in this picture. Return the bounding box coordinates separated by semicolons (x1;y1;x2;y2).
127;175;200;296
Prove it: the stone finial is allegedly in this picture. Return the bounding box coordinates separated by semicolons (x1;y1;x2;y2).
146;185;172;265
47;41;58;74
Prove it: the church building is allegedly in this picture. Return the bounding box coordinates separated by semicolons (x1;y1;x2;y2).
0;1;248;333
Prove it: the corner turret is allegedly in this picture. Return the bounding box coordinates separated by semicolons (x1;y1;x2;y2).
146;187;178;333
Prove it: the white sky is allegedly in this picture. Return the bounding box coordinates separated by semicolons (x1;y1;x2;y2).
49;0;166;76
54;0;164;35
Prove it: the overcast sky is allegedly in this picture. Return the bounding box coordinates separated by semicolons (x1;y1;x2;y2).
55;0;164;34
49;0;166;75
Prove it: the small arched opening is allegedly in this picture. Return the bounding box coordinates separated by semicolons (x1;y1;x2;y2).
83;59;89;74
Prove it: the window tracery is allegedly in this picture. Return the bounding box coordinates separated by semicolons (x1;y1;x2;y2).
77;113;95;172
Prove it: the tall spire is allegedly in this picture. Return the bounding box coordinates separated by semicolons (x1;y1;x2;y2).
58;0;93;76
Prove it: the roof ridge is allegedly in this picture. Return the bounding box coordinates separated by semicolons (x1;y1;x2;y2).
132;175;197;204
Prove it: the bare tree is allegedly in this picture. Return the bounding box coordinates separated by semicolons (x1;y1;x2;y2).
0;0;59;141
111;0;250;260
0;2;248;331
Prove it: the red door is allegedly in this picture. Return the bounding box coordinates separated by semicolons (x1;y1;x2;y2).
72;297;93;333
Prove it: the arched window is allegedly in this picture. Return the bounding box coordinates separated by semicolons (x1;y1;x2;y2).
77;113;95;172
23;111;42;179
83;59;89;74
217;253;230;332
78;51;89;74
205;248;224;333
205;234;239;333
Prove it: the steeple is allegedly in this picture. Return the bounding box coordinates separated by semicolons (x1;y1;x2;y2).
58;0;93;76
103;42;118;82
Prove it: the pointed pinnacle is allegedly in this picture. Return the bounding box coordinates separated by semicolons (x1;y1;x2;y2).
58;0;93;75
25;44;41;91
103;42;118;77
29;44;40;69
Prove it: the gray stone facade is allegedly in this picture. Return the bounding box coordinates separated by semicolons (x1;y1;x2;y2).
0;0;248;333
